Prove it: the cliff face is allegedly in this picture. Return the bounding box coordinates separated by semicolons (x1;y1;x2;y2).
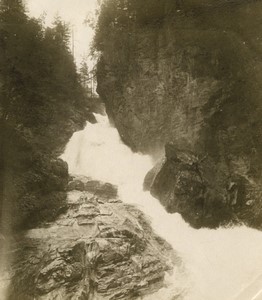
96;0;262;228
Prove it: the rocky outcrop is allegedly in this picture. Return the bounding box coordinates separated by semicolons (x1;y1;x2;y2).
95;0;262;228
5;176;176;299
145;144;262;228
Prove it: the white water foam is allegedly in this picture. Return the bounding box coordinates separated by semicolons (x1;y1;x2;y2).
61;114;262;300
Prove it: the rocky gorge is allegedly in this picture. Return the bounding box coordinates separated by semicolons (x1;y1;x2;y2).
1;2;180;299
1;0;262;299
95;0;262;229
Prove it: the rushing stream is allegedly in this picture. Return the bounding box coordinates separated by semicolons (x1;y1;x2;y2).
61;114;262;300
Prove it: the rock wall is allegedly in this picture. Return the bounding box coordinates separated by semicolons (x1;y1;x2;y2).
96;0;262;228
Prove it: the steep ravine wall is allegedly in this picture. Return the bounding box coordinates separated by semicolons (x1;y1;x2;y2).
96;0;262;228
0;2;101;232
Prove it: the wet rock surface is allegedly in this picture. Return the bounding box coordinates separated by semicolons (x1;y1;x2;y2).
5;176;176;300
147;144;262;229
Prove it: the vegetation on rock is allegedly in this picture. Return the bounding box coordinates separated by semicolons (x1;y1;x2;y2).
0;0;92;231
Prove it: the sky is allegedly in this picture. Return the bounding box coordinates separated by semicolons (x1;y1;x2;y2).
26;0;99;68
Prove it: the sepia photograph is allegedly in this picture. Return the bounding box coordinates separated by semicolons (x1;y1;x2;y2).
1;0;262;299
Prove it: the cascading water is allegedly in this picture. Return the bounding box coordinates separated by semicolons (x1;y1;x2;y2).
61;114;262;300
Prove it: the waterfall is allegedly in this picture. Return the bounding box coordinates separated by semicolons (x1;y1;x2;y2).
61;114;262;300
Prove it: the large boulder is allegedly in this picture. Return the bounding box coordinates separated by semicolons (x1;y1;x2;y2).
68;175;118;199
147;144;262;228
5;177;177;300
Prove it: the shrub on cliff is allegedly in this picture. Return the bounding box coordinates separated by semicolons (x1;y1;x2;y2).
0;0;89;231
